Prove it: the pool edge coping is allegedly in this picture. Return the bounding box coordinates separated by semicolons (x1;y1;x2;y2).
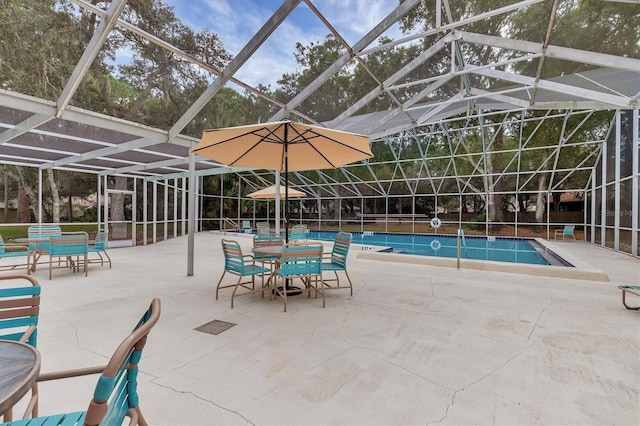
355;239;610;282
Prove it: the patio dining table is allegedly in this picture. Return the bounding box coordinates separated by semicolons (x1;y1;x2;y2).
0;339;41;420
251;245;305;297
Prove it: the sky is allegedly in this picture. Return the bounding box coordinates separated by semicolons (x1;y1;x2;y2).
161;0;404;88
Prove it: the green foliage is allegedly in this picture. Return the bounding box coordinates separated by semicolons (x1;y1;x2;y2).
467;211;487;231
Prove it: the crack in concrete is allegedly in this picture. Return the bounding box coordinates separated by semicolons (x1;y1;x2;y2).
152;380;256;425
427;341;535;425
528;295;553;340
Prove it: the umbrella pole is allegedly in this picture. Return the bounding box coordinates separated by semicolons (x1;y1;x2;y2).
284;124;289;244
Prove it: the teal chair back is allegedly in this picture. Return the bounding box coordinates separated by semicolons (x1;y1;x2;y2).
256;222;271;235
321;232;354;295
222;239;248;275
288;224;307;244
86;298;160;425
253;234;284;262
278;244;323;278
49;232;89;257
26;299;161;426
564;225;575;236
0;274;40;347
28;225;62;252
93;230;108;251
330;232;352;269
87;230;112;269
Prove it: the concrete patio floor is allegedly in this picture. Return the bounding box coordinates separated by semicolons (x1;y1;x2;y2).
8;232;640;425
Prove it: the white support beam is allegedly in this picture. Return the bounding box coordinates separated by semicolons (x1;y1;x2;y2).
271;0;422;122
169;0;300;140
472;67;632;108
56;0;128;117
459;31;640;73
331;35;453;126
0;114;53;145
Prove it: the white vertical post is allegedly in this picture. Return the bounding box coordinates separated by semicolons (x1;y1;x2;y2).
38;169;42;223
152;181;157;244
632;110;639;257
187;151;196;276
164;179;168;241
614;112;621;250
181;177;187;236
132;178;137;247
173;178;178;238
143;180;148;245
600;122;608;247
97;175;101;230
590;169;596;244
103;175;109;234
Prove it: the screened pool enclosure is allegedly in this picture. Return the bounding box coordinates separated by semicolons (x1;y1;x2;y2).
0;0;638;259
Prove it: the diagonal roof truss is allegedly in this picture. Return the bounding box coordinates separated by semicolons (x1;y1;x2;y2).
0;0;638;197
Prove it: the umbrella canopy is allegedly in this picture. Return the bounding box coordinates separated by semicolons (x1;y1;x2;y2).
192;121;372;172
192;121;372;241
248;185;306;199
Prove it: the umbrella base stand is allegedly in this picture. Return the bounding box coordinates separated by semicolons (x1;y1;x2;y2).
273;285;303;296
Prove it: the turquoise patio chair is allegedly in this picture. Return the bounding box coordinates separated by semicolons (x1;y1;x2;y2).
216;239;271;308
256;222;272;235
252;233;284;269
48;232;89;280
0;274;41;421
0;234;34;275
288;224;307;245
4;298;161;426
321;232;353;296
27;225;62;254
275;243;324;312
554;225;576;240
88;230;112;268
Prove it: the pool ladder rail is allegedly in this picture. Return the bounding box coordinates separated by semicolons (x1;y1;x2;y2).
456;228;469;269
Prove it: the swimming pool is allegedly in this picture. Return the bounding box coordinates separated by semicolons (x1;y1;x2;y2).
305;231;572;267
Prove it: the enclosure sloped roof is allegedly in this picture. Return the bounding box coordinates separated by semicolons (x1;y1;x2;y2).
0;0;638;180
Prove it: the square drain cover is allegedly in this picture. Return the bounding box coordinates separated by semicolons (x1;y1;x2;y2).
194;319;236;335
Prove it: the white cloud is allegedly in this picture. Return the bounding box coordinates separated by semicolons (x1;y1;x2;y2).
162;0;404;87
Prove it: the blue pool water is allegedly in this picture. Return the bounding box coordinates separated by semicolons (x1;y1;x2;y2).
304;231;558;266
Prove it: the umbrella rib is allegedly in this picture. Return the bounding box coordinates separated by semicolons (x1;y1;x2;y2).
289;128;372;168
194;125;286;167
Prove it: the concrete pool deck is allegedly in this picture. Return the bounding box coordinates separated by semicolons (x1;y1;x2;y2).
7;231;639;425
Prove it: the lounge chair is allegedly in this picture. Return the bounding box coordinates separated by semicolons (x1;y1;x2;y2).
554;225;576;240
10;298;161;425
0;274;41;421
321;231;353;296
618;285;640;310
216;239;271;308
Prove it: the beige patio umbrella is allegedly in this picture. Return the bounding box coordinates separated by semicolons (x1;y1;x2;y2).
192;120;372;241
247;185;306;199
